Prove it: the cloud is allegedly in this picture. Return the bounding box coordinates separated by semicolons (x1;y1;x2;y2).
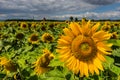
52;11;120;20
82;0;120;5
0;0;96;19
0;0;120;20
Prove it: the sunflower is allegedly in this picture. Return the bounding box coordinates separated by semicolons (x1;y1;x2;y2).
31;22;37;28
102;21;111;31
48;23;54;29
33;49;54;75
28;33;39;44
41;33;54;43
20;22;28;29
15;32;24;40
57;19;112;77
0;57;17;74
110;32;118;39
40;25;46;31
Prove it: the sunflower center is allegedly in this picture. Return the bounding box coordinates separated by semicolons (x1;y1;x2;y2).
79;42;90;51
72;35;97;61
46;36;52;40
31;35;38;41
22;24;27;28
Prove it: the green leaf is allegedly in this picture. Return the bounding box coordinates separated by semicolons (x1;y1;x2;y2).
28;75;38;80
4;45;11;51
46;67;65;78
22;45;33;53
49;58;64;67
110;65;120;75
103;56;114;69
108;39;120;46
0;40;3;47
116;40;120;46
21;69;30;77
0;73;6;78
112;48;120;57
44;77;65;80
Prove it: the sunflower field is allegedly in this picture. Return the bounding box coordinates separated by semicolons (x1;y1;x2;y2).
0;19;120;80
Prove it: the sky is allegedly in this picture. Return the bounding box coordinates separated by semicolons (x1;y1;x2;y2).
0;0;120;20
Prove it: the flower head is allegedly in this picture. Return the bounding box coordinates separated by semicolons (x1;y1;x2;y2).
41;33;54;43
28;33;39;44
0;57;17;74
102;21;111;31
57;19;112;77
33;49;54;75
20;22;28;29
15;32;24;40
110;32;119;39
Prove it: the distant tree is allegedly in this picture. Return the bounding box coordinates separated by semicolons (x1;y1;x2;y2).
69;16;73;21
75;17;78;21
43;17;46;21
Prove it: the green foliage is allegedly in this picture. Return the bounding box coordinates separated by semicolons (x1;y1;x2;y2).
0;21;120;80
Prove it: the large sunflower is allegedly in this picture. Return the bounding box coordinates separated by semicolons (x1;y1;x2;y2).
57;19;112;77
33;49;54;75
0;57;17;74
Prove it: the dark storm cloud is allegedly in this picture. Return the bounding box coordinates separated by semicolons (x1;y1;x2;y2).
0;0;120;20
82;0;120;5
0;0;95;14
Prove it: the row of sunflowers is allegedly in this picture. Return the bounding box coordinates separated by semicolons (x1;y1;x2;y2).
0;19;120;80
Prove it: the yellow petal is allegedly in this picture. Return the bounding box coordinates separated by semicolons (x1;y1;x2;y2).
98;47;111;55
74;59;80;74
82;19;86;27
93;31;111;41
91;22;100;33
70;22;81;36
97;53;106;62
83;62;89;77
56;48;70;54
97;42;112;51
88;61;94;75
60;35;72;43
94;66;99;75
79;61;84;77
93;58;104;71
58;39;70;45
63;28;75;39
59;51;71;61
66;56;76;70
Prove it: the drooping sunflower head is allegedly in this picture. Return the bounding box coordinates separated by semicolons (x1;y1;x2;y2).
102;21;111;31
110;32;119;39
40;25;46;31
0;57;17;74
57;19;112;77
31;22;37;28
20;22;28;29
33;49;54;75
48;23;54;29
41;33;54;43
28;33;39;44
15;32;24;40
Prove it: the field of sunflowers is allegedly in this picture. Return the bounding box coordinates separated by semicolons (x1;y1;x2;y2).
0;19;120;80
